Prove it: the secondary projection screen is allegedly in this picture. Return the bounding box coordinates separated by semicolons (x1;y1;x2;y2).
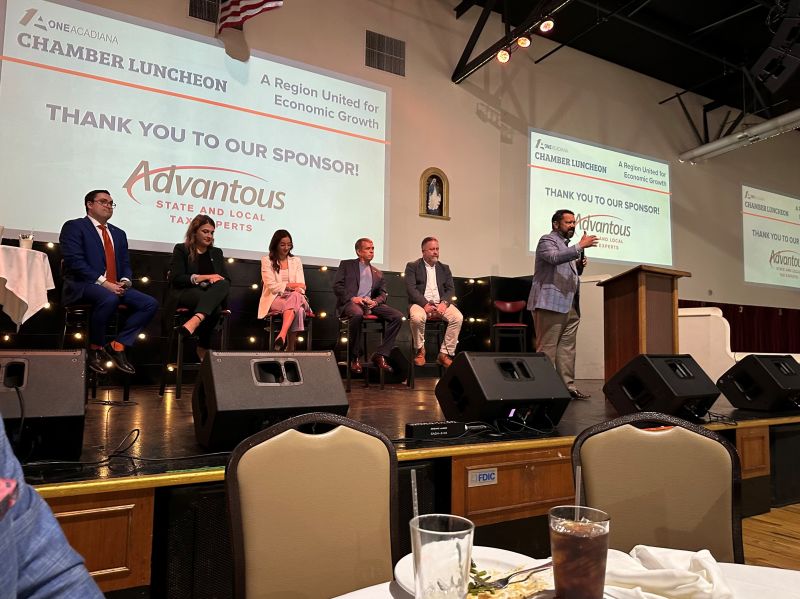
528;129;672;266
742;185;800;288
0;0;389;264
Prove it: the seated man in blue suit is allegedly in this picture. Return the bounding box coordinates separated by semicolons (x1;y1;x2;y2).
527;209;597;399
59;190;158;375
333;238;403;374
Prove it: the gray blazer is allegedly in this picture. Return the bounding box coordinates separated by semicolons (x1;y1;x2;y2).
404;258;454;308
527;231;583;315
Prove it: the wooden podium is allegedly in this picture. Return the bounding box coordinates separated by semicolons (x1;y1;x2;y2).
597;265;690;381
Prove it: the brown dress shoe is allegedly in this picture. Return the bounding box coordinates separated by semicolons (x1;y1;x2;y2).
413;347;426;366
350;358;363;374
371;353;394;373
437;353;453;368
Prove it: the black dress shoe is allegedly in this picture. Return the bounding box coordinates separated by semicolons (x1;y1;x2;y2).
371;353;394;373
104;344;136;375
569;388;591;400
87;349;110;374
273;336;285;352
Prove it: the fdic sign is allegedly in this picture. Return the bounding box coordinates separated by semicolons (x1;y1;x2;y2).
468;468;498;487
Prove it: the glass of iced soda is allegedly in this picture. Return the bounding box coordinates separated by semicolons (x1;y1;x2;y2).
548;506;610;599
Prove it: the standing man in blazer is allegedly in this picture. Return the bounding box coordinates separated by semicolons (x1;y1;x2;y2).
333;238;402;374
527;209;598;399
59;190;158;375
405;237;463;368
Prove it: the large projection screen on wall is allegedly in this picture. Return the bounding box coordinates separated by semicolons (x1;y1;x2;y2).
742;185;800;289
528;129;672;266
0;0;390;264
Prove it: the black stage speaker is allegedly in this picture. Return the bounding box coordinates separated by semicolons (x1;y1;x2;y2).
751;1;800;96
0;350;86;461
603;354;719;420
192;350;349;450
435;352;571;427
717;354;800;412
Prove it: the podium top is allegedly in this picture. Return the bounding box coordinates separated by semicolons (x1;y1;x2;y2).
597;264;691;287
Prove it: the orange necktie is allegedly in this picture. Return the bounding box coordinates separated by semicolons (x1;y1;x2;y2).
99;224;117;284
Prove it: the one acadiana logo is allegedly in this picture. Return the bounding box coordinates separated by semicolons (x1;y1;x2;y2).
123;161;286;210
768;249;800;268
19;8;47;30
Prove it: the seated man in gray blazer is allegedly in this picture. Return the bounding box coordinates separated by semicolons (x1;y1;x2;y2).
405;237;463;368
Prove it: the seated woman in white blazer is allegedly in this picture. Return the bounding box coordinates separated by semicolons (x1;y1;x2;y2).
257;229;310;351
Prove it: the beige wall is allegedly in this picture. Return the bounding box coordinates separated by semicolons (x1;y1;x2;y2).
72;0;800;307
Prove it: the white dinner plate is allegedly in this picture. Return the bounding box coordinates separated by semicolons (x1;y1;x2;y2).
393;545;546;595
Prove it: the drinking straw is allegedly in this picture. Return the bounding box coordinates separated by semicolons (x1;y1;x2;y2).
574;465;582;520
411;467;419;518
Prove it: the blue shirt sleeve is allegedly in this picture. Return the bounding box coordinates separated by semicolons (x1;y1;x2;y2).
0;419;104;599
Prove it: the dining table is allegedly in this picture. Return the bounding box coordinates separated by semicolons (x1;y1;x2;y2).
0;245;55;329
334;557;800;598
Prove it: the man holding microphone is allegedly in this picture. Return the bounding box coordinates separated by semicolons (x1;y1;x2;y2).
527;209;598;399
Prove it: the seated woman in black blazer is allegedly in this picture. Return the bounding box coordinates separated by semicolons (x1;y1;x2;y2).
167;215;231;361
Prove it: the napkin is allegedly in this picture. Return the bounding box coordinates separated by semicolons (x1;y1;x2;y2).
604;545;734;599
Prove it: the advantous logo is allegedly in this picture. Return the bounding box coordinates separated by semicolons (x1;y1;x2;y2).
575;213;632;237
123;161;286;211
769;249;800;269
534;138;569;153
19;7;119;44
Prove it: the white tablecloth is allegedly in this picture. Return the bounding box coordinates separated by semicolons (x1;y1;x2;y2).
335;563;800;598
0;245;54;328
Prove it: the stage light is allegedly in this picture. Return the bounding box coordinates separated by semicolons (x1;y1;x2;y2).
517;36;531;48
251;283;258;290
44;302;51;309
47;242;54;249
140;276;149;283
320;266;328;271
297;336;304;343
540;18;555;33
400;272;405;277
138;333;146;340
73;332;83;340
248;336;256;343
340;336;348;343
167;364;175;372
469;317;476;323
451;296;458;301
2;335;10;342
227;257;234;263
468;278;475;284
497;49;510;63
319;311;327;318
401;316;407;321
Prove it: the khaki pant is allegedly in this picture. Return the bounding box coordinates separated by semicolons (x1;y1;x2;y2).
533;306;580;390
409;303;463;356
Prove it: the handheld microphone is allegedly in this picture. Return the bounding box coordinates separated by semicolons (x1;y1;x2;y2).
120;279;132;290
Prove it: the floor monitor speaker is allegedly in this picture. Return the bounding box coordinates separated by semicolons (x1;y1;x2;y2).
717;354;800;412
0;350;86;461
434;352;571;428
603;354;719;420
192;351;348;450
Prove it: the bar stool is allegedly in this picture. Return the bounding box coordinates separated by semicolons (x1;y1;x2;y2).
263;310;315;351
407;314;446;389
158;308;230;399
491;300;528;352
338;314;386;392
60;302;131;402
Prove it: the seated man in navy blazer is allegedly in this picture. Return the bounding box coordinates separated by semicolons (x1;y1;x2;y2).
59;190;158;375
333;238;402;374
405;237;463;368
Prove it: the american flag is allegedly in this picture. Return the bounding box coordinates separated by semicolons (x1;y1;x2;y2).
217;0;283;33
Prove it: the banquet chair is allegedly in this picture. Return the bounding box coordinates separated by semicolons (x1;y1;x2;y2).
226;412;398;599
572;412;744;563
491;300;528;352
